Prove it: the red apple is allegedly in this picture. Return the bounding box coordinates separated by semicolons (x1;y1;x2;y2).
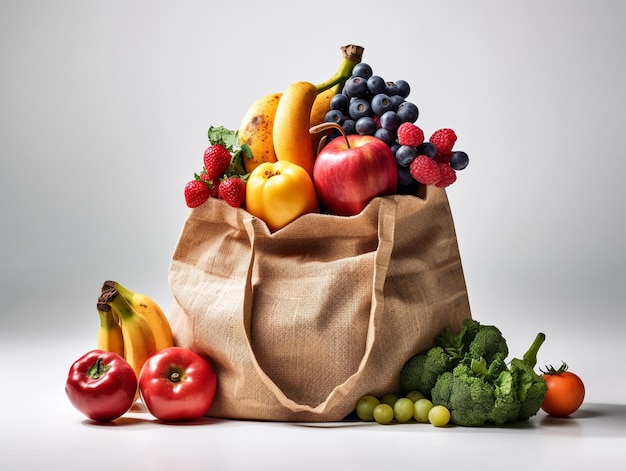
313;134;398;216
139;347;217;422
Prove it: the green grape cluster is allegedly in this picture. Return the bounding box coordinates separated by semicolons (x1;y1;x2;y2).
355;391;450;427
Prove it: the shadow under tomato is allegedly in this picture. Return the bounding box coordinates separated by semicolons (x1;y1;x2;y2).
538;403;626;438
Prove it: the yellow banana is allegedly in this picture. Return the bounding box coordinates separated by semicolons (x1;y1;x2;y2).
102;280;174;352
96;305;125;358
272;44;365;177
238;92;282;174
310;84;341;153
310;84;340;128
272;80;319;177
99;289;157;383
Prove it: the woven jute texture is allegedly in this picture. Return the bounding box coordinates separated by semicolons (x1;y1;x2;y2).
168;186;471;421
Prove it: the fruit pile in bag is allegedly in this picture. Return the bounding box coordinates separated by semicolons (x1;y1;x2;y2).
183;44;470;231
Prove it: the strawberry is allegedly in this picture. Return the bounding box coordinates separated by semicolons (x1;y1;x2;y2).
203;144;232;180
198;172;219;198
184;179;211;208
217;177;246;208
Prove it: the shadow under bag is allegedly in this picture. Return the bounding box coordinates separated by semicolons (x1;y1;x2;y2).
168;186;471;422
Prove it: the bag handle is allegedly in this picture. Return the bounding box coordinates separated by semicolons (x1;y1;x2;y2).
240;197;398;415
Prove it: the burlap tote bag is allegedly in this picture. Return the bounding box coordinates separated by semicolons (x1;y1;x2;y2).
168;185;471;422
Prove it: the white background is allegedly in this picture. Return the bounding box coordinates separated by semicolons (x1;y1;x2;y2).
1;1;625;469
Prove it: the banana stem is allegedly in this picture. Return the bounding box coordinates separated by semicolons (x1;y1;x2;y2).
99;289;135;322
102;280;138;316
315;44;364;93
110;281;133;301
101;280;117;292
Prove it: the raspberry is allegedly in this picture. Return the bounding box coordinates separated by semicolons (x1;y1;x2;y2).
435;150;453;165
184;179;210;208
397;122;425;147
409;155;440;185
429;128;457;153
435;163;457;188
217;177;246;208
203;144;232;180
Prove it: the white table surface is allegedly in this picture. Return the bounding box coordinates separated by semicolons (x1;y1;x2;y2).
2;307;625;471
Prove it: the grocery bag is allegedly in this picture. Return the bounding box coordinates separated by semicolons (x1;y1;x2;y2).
168;185;471;422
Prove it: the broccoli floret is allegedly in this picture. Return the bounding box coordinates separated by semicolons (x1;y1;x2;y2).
488;333;548;425
430;370;453;405
468;325;509;364
399;346;452;396
431;362;496;426
401;319;548;427
488;369;522;425
510;333;548;421
399;354;428;393
516;371;548;421
401;318;506;399
435;318;481;360
431;334;547;427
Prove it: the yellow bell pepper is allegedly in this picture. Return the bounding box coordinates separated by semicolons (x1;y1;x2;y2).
245;160;319;232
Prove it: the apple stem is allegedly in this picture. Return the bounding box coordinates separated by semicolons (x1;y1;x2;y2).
86;356;112;380
309;122;351;152
169;370;182;383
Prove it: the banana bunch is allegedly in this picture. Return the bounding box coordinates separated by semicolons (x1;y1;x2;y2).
96;281;175;383
238;44;364;176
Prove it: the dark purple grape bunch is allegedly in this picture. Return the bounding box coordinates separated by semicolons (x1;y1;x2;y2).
325;63;469;194
327;63;418;149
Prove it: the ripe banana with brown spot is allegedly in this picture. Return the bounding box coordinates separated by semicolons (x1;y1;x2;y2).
238;92;282;174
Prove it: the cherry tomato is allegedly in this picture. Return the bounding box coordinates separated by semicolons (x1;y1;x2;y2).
540;362;585;417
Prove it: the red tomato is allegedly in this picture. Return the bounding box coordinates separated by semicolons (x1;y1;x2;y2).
138;347;217;422
65;350;138;422
541;362;585;417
